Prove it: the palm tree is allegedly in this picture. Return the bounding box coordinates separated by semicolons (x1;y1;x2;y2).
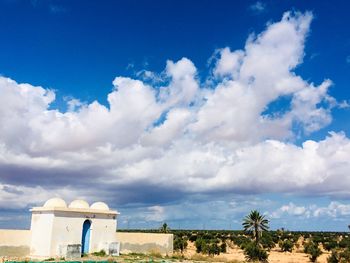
160;222;170;233
242;210;269;244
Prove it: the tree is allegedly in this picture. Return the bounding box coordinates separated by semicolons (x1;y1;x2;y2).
304;241;322;262
242;210;270;262
159;222;170;233
242;210;269;244
328;248;350;263
207;241;220;256
327;250;340;263
243;241;268;262
220;242;227;253
260;232;276;250
195;238;206;253
280;239;294;252
174;236;188;254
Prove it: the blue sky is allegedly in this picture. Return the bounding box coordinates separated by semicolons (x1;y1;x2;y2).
0;0;350;231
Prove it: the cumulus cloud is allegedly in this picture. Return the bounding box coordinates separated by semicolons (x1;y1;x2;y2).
271;201;350;220
271;202;308;218
0;11;349;216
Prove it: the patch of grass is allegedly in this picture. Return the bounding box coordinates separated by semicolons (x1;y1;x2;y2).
92;249;107;257
189;253;244;262
168;253;185;260
128;252;147;257
43;258;55;261
149;251;163;259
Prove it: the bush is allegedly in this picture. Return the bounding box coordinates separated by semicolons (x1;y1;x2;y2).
304;242;322;262
324;241;338;251
195;238;206;253
189;234;197;242
339;237;350;248
174;236;188;253
207;242;220;256
220;242;227;253
327;250;340;263
194;238;223;256
243;242;268;262
231;235;251;249
339;248;350;262
280;239;294;252
261;232;276;250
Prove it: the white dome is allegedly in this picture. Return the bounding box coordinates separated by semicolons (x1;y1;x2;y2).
90;202;109;211
69;199;89;209
44;198;67;208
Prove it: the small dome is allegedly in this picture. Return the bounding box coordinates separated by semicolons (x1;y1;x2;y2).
69;199;89;209
90;202;109;211
44;198;67;208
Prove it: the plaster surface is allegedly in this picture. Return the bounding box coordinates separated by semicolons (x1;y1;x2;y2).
116;232;173;255
0;230;31;257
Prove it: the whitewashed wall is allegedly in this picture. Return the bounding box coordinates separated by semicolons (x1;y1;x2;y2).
0;229;31;256
116;232;173;256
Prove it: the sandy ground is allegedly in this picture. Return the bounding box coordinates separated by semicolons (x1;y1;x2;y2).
182;241;330;263
0;241;331;263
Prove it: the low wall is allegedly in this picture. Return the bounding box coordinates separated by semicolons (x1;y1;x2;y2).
0;229;31;257
0;230;173;257
116;232;173;256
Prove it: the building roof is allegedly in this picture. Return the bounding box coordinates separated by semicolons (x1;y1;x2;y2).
31;198;119;215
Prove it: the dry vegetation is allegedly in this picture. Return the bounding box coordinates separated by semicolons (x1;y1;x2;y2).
169;229;350;263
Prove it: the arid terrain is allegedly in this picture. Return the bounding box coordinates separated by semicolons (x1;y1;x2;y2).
0;247;332;263
180;240;331;263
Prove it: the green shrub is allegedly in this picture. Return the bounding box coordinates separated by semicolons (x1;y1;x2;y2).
207;242;220;256
174;236;188;253
231;235;250;249
243;242;268;262
327;250;340;263
304;242;322;262
339;237;350;248
189;234;197;242
324;241;338;251
220;242;227;253
339;248;350;262
280;239;294;252
195;238;206;253
260;232;276;250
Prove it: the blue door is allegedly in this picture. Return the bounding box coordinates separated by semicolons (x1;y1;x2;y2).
81;220;91;254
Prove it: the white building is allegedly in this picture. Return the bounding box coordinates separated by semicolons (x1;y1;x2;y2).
29;198;119;259
0;198;173;258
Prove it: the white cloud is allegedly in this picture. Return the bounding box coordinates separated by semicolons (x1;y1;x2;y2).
249;1;266;13
271;201;350;220
271;203;308;218
313;202;350;218
145;206;166;222
213;48;244;79
0;11;349;212
159;57;199;107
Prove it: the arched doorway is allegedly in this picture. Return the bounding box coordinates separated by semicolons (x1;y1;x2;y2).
81;220;91;254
